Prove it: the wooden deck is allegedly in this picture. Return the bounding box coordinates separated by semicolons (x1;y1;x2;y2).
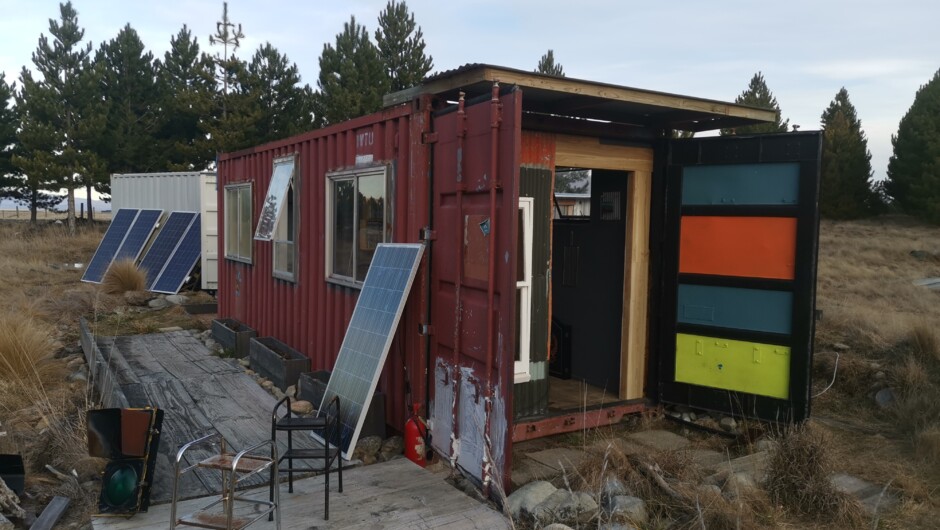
92;457;509;530
87;329;319;503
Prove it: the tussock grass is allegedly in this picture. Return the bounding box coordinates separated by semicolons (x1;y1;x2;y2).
765;425;865;526
102;259;146;294
0;311;61;382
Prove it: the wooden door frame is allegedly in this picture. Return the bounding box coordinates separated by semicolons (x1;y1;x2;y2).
554;134;653;400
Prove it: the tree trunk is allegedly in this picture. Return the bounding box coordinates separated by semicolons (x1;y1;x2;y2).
67;188;76;235
86;184;94;221
30;188;38;224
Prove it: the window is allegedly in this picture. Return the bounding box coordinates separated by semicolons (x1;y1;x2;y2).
553;168;592;219
253;155;298;280
224;183;253;263
515;197;534;383
326;166;390;285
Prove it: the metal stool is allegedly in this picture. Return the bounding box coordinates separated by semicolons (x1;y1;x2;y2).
171;433;279;530
270;395;342;520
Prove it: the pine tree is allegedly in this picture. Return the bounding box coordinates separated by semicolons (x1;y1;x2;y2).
375;1;432;92
155;25;216;170
819;88;878;219
721;72;789;135
208;1;244;120
536;50;564;77
885;69;940;223
0;75;17;197
244;43;315;144
12;2;102;230
317;16;388;126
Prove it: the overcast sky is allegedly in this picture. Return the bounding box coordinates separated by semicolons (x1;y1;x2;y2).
1;0;937;183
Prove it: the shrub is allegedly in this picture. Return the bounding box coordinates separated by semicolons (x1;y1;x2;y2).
102;259;146;294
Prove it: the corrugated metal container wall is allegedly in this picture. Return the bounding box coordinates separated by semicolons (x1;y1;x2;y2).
217;104;429;432
111;172;208;213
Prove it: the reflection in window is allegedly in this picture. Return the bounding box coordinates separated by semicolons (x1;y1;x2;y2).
224;183;253;263
327;166;390;285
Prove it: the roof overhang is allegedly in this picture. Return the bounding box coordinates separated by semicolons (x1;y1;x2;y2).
384;64;776;133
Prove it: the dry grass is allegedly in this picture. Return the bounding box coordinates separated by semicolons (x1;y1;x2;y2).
765;425;865;526
0;311;61;383
102;259;146;294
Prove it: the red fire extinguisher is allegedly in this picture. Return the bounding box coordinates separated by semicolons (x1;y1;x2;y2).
404;403;431;467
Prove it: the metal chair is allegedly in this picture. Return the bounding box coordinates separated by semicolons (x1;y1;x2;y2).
270;395;343;520
170;433;279;530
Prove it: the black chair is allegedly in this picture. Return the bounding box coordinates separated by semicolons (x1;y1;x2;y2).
270;395;343;520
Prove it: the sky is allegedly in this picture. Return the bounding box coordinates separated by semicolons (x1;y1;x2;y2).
1;0;938;184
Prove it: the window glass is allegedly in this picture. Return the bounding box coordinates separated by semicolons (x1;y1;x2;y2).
224;183;253;263
273;183;296;280
326;166;391;285
255;158;295;240
356;173;385;281
238;186;251;258
332;179;355;278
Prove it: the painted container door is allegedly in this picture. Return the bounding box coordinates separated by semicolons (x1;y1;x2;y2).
428;88;521;491
658;132;822;422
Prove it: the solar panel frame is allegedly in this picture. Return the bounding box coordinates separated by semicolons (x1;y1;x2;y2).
81;208;139;283
150;213;202;294
113;209;163;264
314;243;425;459
138;211;198;289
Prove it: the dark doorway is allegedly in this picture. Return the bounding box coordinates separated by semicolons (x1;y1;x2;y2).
551;169;628;394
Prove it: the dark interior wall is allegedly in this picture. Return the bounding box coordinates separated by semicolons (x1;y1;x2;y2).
551;170;628;392
513;166;553;419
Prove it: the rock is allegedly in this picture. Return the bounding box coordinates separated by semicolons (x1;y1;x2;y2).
123;290;151;306
875;388;895;409
245;369;256;376
286;385;296;398
272;388;285;401
238;358;250;368
531;489;598;525
698;484;723;497
606;495;648;525
627;429;690;451
544;525;575;530
147;298;169;310
360;454;377;466
68;370;88;383
290;400;314;415
158;326;183;333
165;294;189;305
72;457;107;482
598;524;637;530
261;380;274;390
0;513;12;530
204;339;219;351
719;416;738;432
874;371;886;381
355;435;383;457
600;475;628;510
380;435;404;457
833;342;850;351
721;472;758;500
506;480;556;522
753;439;778;453
66;357;84;369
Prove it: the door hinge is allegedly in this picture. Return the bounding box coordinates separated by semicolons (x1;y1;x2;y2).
418;323;434;336
422;132;439;144
420;226;436;241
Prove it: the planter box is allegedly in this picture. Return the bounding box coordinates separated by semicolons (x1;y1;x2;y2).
210;318;256;358
298;371;386;439
0;454;25;495
249;337;310;391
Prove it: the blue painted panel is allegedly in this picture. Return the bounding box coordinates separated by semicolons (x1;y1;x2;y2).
681;163;800;205
677;284;793;335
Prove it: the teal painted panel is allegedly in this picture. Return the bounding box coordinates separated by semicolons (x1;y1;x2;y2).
681;163;800;205
678;284;792;335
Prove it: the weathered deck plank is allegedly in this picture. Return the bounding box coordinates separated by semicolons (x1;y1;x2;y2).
92;458;509;530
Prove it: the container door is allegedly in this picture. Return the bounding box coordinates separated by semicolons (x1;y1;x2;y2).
428;88;521;491
657;132;822;422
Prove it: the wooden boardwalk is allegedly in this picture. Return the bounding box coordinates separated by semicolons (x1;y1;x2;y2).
88;329;319;503
92;457;508;529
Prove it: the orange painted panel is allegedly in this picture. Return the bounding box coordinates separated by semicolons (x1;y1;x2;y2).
679;216;797;279
521;131;556;168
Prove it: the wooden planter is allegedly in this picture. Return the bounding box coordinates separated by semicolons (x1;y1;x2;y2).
298;371;387;438
210;318;257;358
249;337;310;391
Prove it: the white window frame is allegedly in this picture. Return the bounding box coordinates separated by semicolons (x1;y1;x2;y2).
267;155;299;282
325;165;391;287
224;182;253;264
515;197;534;383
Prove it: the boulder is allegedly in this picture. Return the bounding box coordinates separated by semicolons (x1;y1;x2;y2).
875;388;895;409
719;416;738;432
238;358;250;368
600;475;628;510
261;380;274;390
147;298;169;310
355;435;383;458
165;294;189;305
286;385;297;398
204;339;219;351
606;495;647;525
531;489;598;525
505;480;556;522
380;435;404;457
721;472;758;500
290;400;314;415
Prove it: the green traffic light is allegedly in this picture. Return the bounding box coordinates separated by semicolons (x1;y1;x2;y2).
103;465;138;508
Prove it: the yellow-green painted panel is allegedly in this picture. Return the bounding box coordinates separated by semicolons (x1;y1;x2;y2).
675;333;790;399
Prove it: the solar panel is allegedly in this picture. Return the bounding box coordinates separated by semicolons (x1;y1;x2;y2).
82;209;139;283
114;209;162;263
138;212;198;288
150;213;202;294
317;243;425;458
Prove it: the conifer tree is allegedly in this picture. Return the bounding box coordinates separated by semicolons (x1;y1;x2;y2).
244;43;315;144
375;1;433;92
721;72;789;135
13;2;102;229
819;88;878;219
885;69;940;223
316;16;388;126
536;50;565;77
0;75;17;198
155;25;216;170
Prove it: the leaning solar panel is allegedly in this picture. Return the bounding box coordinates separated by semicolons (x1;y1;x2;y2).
318;243;425;458
113;209;162;263
150;213;202;294
81;208;139;283
137;211;197;288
